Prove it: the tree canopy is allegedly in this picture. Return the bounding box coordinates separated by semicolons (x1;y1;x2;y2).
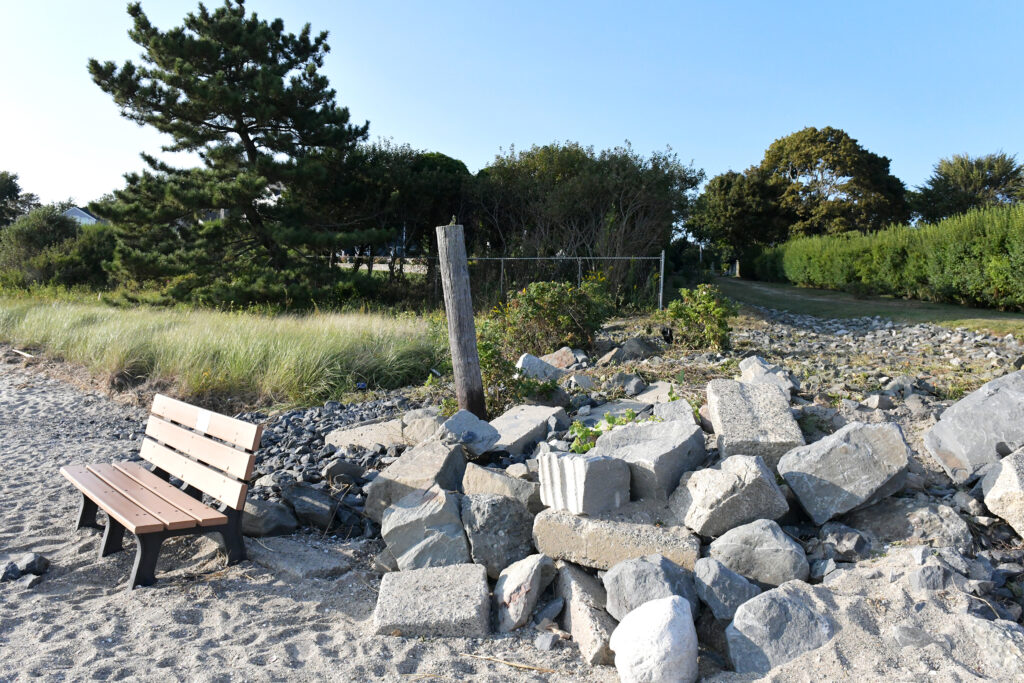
760;126;908;236
913;152;1024;224
89;0;373;303
0;171;40;228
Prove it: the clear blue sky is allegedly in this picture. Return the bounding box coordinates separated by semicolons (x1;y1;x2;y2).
2;0;1022;204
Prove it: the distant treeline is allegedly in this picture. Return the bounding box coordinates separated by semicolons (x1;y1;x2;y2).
751;204;1024;311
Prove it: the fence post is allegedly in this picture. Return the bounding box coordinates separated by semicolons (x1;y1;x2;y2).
658;249;665;310
436;224;487;419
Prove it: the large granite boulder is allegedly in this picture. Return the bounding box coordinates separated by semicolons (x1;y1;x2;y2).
591;420;705;500
670;454;788;537
363;441;467;522
609;596;698;683
923;370;1024;483
726;580;837;674
693;557;761;621
602;553;699;621
778;422;910;525
381;486;471;571
708;519;809;587
982;447;1024;537
706;379;804;470
460;493;534;579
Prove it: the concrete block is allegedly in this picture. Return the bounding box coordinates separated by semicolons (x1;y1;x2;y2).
490;404;570;455
533;503;700;571
538;451;630;515
706;379;804;470
592;420;705;500
373;564;490;638
363;441;467;523
463;462;542;513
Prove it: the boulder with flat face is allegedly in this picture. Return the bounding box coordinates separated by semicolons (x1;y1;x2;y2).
923;370;1024;484
373;564;490;638
363;440;467;523
694;557;761;621
493;554;557;632
983;448;1024;537
555;562;617;665
460;493;534;579
778;422;910;526
670;454;788;537
490;404;570;455
381;485;471;571
706;379;804;470
462;462;542;513
592;420;705;501
602;553;699;621
708;519;809;587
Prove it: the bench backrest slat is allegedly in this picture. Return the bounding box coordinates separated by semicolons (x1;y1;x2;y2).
151;394;263;452
145;415;254;481
140;439;248;510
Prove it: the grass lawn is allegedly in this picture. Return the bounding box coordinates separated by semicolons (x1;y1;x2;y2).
0;298;448;405
715;277;1024;337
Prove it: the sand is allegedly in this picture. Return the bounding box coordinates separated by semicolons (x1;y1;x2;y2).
0;361;616;682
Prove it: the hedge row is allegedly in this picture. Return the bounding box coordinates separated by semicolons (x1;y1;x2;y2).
751;204;1024;311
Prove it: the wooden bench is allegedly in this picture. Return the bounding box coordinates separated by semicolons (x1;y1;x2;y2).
60;394;263;589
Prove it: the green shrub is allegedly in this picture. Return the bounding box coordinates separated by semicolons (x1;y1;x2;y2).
750;204;1024;311
487;279;613;357
662;284;738;351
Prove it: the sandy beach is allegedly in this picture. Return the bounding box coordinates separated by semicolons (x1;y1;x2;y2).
0;362;615;682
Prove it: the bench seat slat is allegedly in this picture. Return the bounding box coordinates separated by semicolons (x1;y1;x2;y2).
152;394;263;452
114;462;228;527
139;439;248;510
145;416;255;481
87;464;198;531
60;465;165;534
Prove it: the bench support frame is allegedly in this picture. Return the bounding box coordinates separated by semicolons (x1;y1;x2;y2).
72;476;248;588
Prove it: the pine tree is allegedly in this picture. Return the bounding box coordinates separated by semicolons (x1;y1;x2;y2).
89;0;383;303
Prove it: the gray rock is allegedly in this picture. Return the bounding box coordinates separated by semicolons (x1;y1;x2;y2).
1;559;20;582
634;381;674;404
738;355;799;394
670;455;788;537
436;410;501;457
490;405;570;455
843;497;973;554
14;574;43;589
815;522;871;562
556;562;616;665
242;498;299;537
694;557;762;621
709;519;809;587
923;370;1024;483
618;337;661;361
321;458;366;486
652;400;697;425
462;462;542;513
726;580;837;674
540;346;577;369
535;631;560;651
400;408;446;445
591;420;705;500
281;483;346;531
567;374;597;392
605;372;647;397
363;441;467;523
603;553;699;621
381;485;471;571
244;536;352;581
982;448;1024;537
373;563;490;638
460;494;534;579
609;596;698;683
778;422;911;525
908;564;951;592
325;418;404;450
862;394;895;410
533;504;701;571
706;379;804;470
516;353;566;381
537;451;630;515
534;597;565;625
12;553;49;576
494;554;556;632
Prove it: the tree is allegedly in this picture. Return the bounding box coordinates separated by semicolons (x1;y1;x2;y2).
913;152;1024;224
0;171;40;228
760;126;908;236
89;0;371;303
687;168;792;261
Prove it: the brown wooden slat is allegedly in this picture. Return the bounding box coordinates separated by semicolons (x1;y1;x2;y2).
87;463;197;531
60;465;164;534
114;462;227;527
151;394;263;452
139;439;247;510
145;415;254;481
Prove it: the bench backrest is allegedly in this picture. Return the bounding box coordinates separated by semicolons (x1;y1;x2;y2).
140;394;263;510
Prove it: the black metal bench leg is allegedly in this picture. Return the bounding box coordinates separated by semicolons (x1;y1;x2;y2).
99;518;125;558
130;533;165;589
77;494;101;530
217;508;247;565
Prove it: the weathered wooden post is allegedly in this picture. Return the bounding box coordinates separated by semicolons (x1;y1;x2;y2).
436;223;487;419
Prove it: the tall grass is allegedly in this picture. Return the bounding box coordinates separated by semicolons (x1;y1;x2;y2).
0;299;449;404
